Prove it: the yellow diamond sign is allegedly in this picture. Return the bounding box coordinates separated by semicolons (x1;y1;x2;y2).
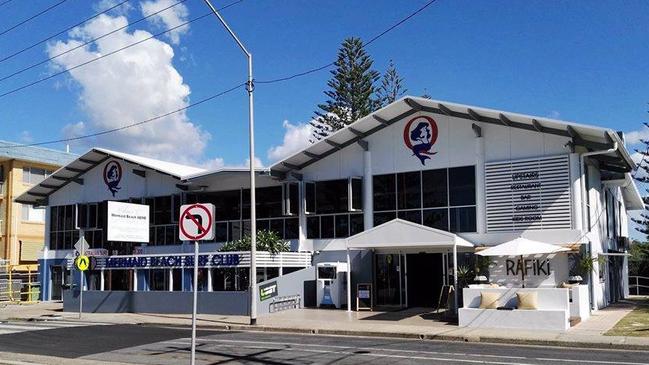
75;255;90;271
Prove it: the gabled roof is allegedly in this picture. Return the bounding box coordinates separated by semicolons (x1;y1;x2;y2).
270;96;635;177
16;148;205;205
346;219;474;249
0;140;76;166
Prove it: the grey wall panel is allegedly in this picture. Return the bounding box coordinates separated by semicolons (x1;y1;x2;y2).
64;290;249;315
256;266;316;315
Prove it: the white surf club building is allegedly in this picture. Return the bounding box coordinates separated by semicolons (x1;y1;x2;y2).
18;97;641;326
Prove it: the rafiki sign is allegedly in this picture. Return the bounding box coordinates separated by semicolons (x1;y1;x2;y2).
403;116;438;165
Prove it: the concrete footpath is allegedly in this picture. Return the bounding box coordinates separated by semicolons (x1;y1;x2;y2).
1;301;648;351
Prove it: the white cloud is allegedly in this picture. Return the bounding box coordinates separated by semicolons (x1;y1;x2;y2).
267;120;313;162
547;110;561;119
18;130;34;143
625;127;649;146
95;0;133;15
140;0;189;45
47;13;208;165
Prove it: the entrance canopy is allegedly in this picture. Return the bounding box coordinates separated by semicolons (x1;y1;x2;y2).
346;219;474;250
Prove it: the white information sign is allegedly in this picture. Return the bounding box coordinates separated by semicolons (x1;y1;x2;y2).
107;201;150;243
485;154;572;232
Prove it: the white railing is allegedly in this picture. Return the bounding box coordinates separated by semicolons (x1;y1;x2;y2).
629;276;649;295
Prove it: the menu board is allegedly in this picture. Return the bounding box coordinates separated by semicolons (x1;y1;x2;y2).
486;155;572;232
356;283;373;311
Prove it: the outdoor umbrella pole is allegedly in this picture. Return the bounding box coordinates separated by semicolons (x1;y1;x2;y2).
520;255;525;288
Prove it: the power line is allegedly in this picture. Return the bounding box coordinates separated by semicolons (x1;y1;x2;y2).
0;83;246;149
0;0;189;84
0;0;131;65
256;0;438;85
0;0;14;10
0;7;240;98
0;0;70;37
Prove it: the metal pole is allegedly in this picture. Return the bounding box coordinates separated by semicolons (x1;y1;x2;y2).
453;243;458;314
79;228;84;319
191;240;198;365
202;0;257;326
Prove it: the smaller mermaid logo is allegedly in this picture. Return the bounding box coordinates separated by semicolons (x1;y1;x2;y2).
103;160;122;197
403;116;438;165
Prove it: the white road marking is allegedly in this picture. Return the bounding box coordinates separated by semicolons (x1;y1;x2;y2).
163;337;649;365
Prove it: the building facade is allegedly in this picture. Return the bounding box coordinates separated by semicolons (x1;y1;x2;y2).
18;97;642;315
1;142;75;267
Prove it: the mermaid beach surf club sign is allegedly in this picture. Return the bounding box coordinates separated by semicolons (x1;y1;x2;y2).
403;116;438;165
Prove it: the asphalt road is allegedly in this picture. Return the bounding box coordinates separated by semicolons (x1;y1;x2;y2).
0;321;648;364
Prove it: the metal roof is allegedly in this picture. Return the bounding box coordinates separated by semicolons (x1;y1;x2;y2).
270;96;635;177
0;140;76;166
16;148;206;206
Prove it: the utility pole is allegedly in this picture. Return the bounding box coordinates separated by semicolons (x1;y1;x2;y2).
202;0;257;325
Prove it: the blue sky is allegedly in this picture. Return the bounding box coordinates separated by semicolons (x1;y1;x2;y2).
1;0;649;168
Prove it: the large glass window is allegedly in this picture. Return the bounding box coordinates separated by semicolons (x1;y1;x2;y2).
449;166;476;206
372;166;476;233
315;180;348;214
373;174;396;211
397;171;421;210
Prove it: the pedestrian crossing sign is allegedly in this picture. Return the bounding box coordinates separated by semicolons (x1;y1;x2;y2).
75;255;90;271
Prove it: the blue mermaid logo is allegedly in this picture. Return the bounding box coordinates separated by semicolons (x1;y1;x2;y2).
103;160;122;197
403;116;438;165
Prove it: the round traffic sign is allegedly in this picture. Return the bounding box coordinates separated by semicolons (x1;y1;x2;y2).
76;255;90;271
179;204;213;241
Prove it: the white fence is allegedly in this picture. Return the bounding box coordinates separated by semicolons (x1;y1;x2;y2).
630;276;649;295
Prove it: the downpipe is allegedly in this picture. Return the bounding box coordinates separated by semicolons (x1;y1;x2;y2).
579;136;618;311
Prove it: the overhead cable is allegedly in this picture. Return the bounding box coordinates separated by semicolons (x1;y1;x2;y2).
0;0;131;64
0;0;70;37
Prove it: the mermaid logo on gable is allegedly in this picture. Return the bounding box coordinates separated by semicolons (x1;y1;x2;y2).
103;160;122;197
403;116;438;165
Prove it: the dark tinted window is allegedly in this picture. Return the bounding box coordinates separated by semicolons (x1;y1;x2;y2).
214;222;228;242
288;183;299;215
350;214;364;236
351;178;362;210
315;180;348;214
374;211;396;227
335;214;349;238
423;208;449;231
307;216;320;239
256;186;283;218
373;174;396;211
449;207;476;232
398;210;422;224
305;182;316;213
320;215;335;238
397;171;421;210
422;169;447;207
285;218;299;239
449;166;475;206
270;219;284;238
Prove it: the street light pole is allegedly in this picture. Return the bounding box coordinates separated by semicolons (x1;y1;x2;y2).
202;0;257;325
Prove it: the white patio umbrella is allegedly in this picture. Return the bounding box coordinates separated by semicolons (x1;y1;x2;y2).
476;237;569;287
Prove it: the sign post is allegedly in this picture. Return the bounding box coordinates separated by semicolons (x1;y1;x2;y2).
74;235;89;319
179;203;215;365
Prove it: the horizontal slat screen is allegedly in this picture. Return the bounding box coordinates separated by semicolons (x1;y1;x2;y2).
486;155;572;232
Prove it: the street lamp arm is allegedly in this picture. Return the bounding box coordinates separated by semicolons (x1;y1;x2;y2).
202;0;251;58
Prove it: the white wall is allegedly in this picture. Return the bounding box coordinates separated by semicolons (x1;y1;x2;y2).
300;112;572;181
49;158;180;206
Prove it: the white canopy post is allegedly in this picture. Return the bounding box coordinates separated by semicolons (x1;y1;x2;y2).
346;247;352;312
453;242;458;314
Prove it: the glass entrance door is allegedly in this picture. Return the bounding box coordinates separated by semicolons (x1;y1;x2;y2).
375;254;402;306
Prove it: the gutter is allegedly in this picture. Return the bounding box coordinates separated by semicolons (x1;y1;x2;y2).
579;136;618;311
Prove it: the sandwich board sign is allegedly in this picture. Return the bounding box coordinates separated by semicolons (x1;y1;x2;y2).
179;203;215;241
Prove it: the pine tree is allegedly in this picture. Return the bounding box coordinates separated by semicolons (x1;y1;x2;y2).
311;37;380;141
632;122;649;241
376;60;406;107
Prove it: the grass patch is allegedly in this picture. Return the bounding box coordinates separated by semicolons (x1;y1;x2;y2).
606;297;649;337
